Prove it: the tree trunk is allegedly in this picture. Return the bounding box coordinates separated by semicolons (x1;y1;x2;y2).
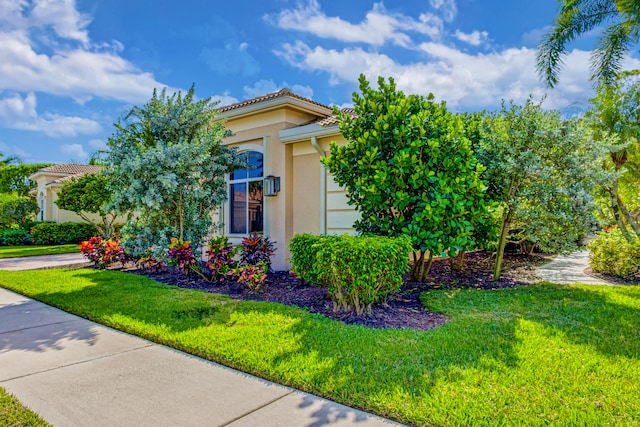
608;186;634;242
617;194;640;239
451;250;465;272
411;250;434;282
493;208;512;281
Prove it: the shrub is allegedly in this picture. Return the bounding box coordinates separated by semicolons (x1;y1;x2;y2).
167;238;200;276
239;233;276;271
588;229;640;279
80;236;128;268
31;221;97;245
206;236;238;281
315;234;412;315
0;227;32;246
237;261;268;292
289;234;334;286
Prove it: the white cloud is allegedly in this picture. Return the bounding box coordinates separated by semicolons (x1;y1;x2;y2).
0;92;102;137
61;143;88;160
429;0;457;22
210;91;239;107
454;30;488;46
87;138;106;149
0;0;174;105
268;1;443;47
275;41;640;111
243;79;314;100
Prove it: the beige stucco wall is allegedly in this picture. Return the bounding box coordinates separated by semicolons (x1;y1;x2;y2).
292;152;321;235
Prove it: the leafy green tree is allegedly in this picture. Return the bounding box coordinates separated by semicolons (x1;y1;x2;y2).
0;193;38;227
537;0;640;87
322;75;490;281
56;173;118;238
0;164;52;196
587;71;640;241
105;85;245;260
478;99;604;280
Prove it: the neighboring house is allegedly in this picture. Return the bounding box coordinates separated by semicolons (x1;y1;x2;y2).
30;89;358;270
29;164;103;223
217;88;358;270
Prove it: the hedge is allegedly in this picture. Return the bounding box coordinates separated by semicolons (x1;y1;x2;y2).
30;221;98;245
588;228;640;279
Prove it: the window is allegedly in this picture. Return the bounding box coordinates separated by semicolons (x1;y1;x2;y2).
229;151;263;234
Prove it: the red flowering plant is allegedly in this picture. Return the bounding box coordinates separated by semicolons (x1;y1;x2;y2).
239;233;276;271
205;236;239;281
167;238;202;277
80;236;128;268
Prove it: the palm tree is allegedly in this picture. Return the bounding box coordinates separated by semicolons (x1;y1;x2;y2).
537;0;640;88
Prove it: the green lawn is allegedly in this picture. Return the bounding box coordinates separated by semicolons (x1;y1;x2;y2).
0;269;638;426
0;244;80;259
0;387;51;427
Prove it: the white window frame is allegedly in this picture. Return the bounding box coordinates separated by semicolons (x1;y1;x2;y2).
226;146;264;237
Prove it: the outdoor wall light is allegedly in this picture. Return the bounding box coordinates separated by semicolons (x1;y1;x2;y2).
264;175;281;196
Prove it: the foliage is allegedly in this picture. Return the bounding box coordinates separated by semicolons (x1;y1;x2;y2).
167;238;200;276
239;233;276;271
236;261;269;291
322;75;489;281
205;236;239;281
0;193;38;227
80;236;128;268
477;99;603;279
0;163;52;196
315;234;412;315
289;233;332;285
56;172;118;238
105;85;246;261
588;228;640;278
537;0;640;87
30;221;97;245
0;227;31;246
586;71;640;242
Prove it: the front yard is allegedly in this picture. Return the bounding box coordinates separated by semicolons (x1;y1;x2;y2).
0;268;638;425
0;387;50;426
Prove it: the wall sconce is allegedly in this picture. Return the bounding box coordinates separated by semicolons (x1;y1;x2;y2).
264;175;281;197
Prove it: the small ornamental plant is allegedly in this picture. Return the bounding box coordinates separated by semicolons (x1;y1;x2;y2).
206;236;239;281
80;236;128;268
167;238;200;276
239;233;276;271
236;261;269;291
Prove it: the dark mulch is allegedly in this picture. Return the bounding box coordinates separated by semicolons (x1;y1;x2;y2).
129;250;553;331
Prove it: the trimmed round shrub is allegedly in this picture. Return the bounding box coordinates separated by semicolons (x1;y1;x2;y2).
587;228;640;279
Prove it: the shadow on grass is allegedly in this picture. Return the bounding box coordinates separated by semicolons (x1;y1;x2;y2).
3;269;639;425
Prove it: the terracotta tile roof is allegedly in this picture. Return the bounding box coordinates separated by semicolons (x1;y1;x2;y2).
315;108;357;127
217;88;332;113
39;164;102;175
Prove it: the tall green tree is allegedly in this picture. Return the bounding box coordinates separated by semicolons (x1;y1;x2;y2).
322;75;490;282
0;193;38;227
105;85;245;260
56;173;118;238
537;0;640;88
0;164;52;196
587;71;640;240
478;99;604;280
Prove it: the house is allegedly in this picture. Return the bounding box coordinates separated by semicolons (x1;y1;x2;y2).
31;89;359;271
29;164;103;223
217;88;357;271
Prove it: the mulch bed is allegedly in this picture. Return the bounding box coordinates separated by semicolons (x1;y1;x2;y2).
129;250;554;331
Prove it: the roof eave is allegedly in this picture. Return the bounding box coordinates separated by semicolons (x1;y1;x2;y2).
279;123;341;144
217;96;332;121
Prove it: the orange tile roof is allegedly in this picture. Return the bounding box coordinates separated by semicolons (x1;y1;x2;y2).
314;108;357;127
217;88;331;113
39;164;102;175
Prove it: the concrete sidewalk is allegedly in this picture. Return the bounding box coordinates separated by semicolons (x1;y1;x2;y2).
0;252;91;271
535;250;612;285
0;286;400;427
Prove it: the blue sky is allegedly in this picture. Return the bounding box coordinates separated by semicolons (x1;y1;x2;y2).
1;0;639;164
